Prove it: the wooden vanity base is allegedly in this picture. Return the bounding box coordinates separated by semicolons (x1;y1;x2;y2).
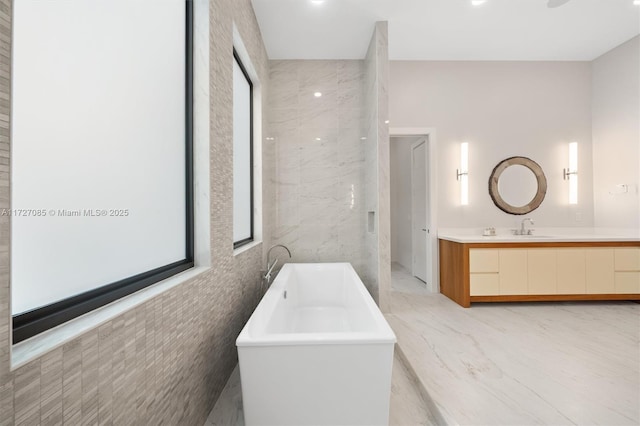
439;239;640;308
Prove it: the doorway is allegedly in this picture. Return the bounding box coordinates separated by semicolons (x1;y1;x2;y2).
390;134;434;292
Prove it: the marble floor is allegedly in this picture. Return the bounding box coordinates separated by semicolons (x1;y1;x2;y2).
205;265;639;425
204;352;437;426
391;262;431;295
205;365;243;426
205;263;438;426
387;285;640;425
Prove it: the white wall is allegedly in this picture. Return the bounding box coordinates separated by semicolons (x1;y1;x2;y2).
389;61;593;230
592;36;640;230
390;137;419;269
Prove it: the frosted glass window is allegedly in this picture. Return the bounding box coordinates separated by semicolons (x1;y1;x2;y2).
11;0;193;342
233;53;253;247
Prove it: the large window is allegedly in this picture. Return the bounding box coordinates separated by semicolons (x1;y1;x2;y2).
232;51;254;248
10;0;194;343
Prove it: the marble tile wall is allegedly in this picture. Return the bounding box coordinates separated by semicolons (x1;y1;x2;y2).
0;0;271;424
267;23;389;307
376;22;391;312
362;22;391;308
268;60;368;278
363;26;379;301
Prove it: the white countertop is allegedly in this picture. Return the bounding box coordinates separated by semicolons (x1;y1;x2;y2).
438;227;640;243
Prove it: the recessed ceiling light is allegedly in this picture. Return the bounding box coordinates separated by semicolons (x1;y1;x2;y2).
311;0;324;5
634;0;640;5
384;120;390;124
314;92;322;97
471;0;486;6
360;137;367;140
315;137;322;141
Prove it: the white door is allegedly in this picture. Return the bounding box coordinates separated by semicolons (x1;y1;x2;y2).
411;140;428;283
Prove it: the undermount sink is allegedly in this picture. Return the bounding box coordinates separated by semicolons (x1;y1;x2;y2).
489;234;554;239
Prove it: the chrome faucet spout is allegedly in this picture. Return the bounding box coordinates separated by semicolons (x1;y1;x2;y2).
264;244;292;283
267;244;291;261
519;218;534;235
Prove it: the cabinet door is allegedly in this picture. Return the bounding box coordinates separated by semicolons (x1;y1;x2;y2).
556;249;586;294
499;250;528;295
585;249;614;294
615;272;640;294
527;249;557;294
614;248;640;271
470;249;499;273
470;274;499;296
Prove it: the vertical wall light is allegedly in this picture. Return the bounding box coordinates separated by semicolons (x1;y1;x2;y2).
457;142;469;205
563;142;578;204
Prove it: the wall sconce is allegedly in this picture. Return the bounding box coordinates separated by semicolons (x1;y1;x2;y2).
457;142;469;205
563;141;578;204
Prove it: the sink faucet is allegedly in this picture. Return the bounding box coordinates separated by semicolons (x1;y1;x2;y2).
264;244;292;283
518;218;534;235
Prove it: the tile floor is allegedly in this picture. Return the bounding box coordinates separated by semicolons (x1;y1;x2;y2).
204;263;436;425
206;263;639;425
391;262;431;295
205;366;243;426
387;288;640;425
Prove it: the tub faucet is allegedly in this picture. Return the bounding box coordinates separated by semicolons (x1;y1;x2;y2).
516;218;534;235
265;244;292;283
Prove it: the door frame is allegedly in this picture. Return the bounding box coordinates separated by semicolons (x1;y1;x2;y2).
410;138;428;283
390;127;439;292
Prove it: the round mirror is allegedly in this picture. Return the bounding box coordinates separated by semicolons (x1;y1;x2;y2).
498;165;538;208
489;157;547;215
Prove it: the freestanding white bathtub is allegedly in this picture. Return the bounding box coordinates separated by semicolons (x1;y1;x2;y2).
236;263;396;426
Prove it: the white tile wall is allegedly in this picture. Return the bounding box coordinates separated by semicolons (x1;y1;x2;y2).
268;60;367;278
267;21;390;307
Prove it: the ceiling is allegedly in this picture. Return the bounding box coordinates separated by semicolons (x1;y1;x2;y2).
250;0;640;60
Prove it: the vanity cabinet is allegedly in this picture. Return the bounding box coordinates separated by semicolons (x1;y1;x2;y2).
498;250;528;295
441;239;640;308
615;248;640;293
527;249;556;294
556;249;586;294
469;250;499;295
586;249;614;294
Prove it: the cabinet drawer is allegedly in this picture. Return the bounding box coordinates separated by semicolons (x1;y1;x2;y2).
470;273;499;296
615;272;640;294
614;248;640;271
469;249;499;273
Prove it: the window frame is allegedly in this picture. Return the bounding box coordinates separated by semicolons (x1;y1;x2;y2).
232;49;254;249
11;1;195;344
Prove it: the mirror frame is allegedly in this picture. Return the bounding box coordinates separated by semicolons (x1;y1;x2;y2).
488;156;547;215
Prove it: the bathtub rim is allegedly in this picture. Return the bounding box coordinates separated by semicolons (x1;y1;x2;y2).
236;262;396;347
